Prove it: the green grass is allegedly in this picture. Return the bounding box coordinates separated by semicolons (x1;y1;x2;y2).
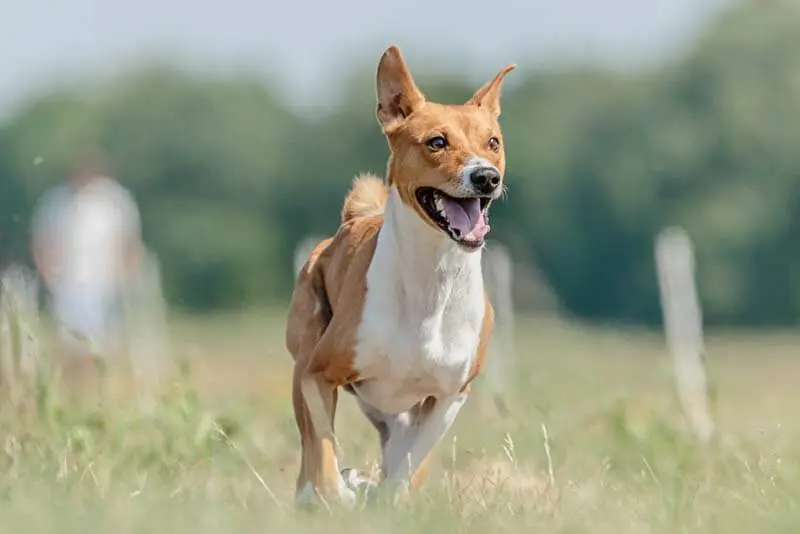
1;309;799;533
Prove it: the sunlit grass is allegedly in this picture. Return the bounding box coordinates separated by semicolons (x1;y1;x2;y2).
0;309;798;532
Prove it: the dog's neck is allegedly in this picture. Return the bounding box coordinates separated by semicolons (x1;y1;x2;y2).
374;186;484;316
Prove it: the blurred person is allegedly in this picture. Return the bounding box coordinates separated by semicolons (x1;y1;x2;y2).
30;152;143;360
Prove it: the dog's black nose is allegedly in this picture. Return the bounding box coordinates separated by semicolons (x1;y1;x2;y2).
469;167;502;194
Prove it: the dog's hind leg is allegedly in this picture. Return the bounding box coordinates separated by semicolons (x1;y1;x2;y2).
294;368;353;507
287;267;354;508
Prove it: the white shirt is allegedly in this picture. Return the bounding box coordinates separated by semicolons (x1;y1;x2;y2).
31;175;141;295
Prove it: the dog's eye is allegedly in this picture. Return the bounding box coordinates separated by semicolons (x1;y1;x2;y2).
426;136;448;151
488;137;500;152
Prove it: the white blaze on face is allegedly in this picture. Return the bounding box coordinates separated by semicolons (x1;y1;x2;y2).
459;156;499;197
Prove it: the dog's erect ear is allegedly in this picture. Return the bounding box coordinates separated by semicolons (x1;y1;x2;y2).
466;64;516;118
376;45;426;130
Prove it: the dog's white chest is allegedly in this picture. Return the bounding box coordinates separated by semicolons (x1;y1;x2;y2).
353;295;483;414
353;293;483;414
351;194;486;415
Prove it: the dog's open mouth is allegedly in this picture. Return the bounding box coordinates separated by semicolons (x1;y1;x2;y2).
415;187;491;248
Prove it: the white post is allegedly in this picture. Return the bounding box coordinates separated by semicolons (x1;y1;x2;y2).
655;227;714;444
0;265;42;404
0;288;15;395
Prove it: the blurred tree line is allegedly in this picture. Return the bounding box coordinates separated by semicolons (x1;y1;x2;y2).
0;1;798;327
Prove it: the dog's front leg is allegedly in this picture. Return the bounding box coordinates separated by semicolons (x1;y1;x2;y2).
382;393;468;498
293;367;354;508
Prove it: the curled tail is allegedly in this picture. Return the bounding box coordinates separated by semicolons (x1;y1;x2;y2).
341;173;388;223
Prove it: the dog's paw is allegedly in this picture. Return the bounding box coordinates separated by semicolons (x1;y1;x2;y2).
341;467;371;488
337;475;357;508
341;467;380;506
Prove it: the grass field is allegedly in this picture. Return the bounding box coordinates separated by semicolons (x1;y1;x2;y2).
1;308;799;533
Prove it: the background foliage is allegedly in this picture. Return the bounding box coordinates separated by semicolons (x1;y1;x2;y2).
1;2;798;326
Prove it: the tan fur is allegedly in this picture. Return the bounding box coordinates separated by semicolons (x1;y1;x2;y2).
286;44;514;504
286;217;380;499
341;173;388;223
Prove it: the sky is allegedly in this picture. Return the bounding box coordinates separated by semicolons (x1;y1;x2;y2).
1;0;730;116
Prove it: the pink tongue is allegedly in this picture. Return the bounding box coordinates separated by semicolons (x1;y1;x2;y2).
440;197;490;242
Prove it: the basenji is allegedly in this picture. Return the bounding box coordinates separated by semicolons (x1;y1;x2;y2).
286;44;515;507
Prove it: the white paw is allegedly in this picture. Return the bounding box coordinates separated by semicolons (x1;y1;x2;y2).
341;468;380;505
337;476;357;508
